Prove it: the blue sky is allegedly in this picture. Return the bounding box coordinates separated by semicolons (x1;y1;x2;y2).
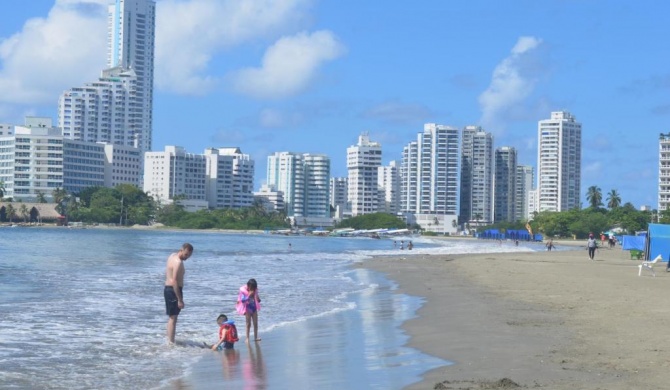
0;0;668;209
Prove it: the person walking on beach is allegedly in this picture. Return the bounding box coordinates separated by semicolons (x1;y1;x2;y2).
236;278;262;343
587;234;598;260
164;243;193;344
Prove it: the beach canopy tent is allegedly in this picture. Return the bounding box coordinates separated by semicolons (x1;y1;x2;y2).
621;235;645;251
644;224;670;262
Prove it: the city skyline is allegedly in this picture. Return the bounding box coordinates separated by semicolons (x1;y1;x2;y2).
0;0;668;209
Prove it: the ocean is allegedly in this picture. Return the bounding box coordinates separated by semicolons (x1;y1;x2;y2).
0;227;538;389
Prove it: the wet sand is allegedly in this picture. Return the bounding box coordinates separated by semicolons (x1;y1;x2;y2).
364;244;670;389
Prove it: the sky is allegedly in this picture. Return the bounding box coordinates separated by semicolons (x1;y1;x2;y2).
0;0;668;209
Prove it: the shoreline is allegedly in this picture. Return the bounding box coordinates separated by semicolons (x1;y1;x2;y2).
362;245;670;389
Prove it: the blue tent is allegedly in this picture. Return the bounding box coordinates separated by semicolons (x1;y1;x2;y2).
645;224;670;262
621;235;645;251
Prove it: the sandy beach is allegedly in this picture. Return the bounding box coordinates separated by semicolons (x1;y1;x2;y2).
363;243;670;389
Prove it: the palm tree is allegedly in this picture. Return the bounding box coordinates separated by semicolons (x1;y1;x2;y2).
6;203;15;223
52;188;68;215
36;190;47;203
606;189;621;209
19;204;28;223
586;186;603;209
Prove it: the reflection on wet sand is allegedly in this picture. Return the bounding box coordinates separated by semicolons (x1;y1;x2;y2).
243;342;266;389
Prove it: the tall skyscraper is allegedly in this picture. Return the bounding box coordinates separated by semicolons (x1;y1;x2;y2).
537;111;582;212
658;133;670;212
377;161;400;214
266;152;330;218
347;133;382;216
108;0;156;152
494;146;517;223
460;126;494;225
515;165;534;221
59;0;156;153
400;124;459;215
329;177;348;218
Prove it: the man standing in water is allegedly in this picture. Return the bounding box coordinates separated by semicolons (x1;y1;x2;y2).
164;243;193;344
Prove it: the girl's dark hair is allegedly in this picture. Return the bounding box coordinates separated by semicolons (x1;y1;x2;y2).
247;278;258;290
217;314;227;321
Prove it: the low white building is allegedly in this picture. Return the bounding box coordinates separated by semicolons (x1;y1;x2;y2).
103;143;142;188
254;184;285;212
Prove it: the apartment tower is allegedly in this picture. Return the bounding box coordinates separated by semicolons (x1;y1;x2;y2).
347;134;382;216
537;111;582;212
400;124;459;215
59;0;156;153
460;126;494;226
494;146;517;223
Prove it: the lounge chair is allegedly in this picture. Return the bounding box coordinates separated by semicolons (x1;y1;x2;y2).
638;255;662;277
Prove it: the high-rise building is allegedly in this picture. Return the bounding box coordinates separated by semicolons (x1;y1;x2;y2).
378;161;400;214
266;152;330;217
347;133;382;216
494;146;517;223
515;165;534;221
460;126;494;225
204;148;255;209
329;177;348;218
0;117;114;201
103;143;143;188
143;146;208;210
537;111;582;212
659;133;670;212
59;0;155;153
108;0;155;152
400;124;459;215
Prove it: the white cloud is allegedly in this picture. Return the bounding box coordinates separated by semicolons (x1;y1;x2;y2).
155;0;314;94
0;0;107;105
478;36;544;133
232;30;345;99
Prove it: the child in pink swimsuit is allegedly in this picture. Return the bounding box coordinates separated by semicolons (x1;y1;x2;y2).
236;278;261;342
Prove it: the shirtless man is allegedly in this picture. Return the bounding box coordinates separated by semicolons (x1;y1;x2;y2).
164;243;193;344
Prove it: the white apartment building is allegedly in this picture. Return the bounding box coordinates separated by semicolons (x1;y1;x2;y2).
537;111;582;212
659;133;670;211
103;143;142;188
204;147;254;209
0;124;13;136
254;184;285;212
108;0;155;152
266;152;330;217
347;133;382;216
528;189;539;220
494;146;517;223
401;124;459;215
59;67;139;148
460;126;494;225
515;165;534;222
63;140;106;195
329;177;348;218
59;0;155;153
143;146;207;210
378;161;400;214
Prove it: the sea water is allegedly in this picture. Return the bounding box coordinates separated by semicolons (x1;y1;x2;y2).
0;227;537;389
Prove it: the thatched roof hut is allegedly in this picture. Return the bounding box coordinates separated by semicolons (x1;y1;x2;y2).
0;202;62;222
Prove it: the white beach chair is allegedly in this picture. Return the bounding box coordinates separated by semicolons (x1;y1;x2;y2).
638;255;662;277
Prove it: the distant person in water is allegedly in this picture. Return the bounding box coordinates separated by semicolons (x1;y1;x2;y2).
288;243;292;251
164;243;193;344
407;241;413;250
546;239;555;251
236;278;262;342
399;240;404;250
